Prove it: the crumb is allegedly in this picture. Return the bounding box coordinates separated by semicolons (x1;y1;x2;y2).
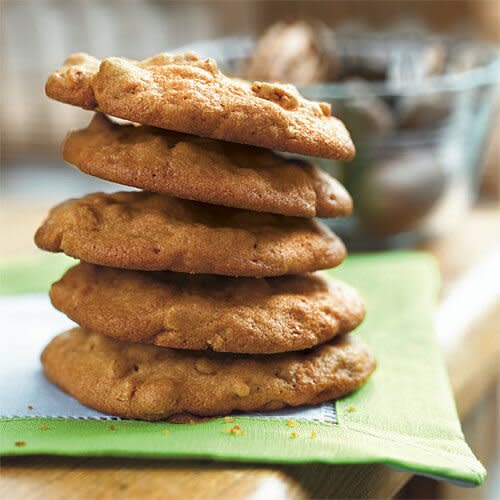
286;418;297;428
311;431;317;439
14;441;26;448
230;425;245;436
162;429;169;437
109;424;116;431
290;431;298;439
223;416;234;423
347;405;356;413
27;405;33;410
223;424;245;436
40;423;48;432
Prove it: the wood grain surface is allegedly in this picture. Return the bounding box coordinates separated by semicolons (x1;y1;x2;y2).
1;204;499;500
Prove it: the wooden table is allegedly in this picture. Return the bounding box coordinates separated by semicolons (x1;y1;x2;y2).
1;204;499;499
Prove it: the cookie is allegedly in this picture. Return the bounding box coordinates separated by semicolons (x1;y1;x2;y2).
34;191;346;277
63;114;352;218
41;328;376;420
46;52;355;160
51;263;365;354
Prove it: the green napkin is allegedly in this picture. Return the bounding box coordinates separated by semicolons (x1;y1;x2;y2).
0;252;486;486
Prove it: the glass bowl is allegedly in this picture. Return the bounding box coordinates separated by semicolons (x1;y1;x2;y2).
178;31;500;248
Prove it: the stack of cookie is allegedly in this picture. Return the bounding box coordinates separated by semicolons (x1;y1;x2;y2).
35;52;375;421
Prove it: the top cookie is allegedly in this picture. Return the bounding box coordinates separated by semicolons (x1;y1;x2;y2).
46;52;355;160
34;191;346;277
63;114;352;218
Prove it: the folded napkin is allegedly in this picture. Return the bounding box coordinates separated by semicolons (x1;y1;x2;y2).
0;252;485;486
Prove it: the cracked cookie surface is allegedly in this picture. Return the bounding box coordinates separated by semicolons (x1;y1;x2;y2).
63;114;352;218
41;327;375;420
34;191;345;276
51;263;365;353
46;52;355;160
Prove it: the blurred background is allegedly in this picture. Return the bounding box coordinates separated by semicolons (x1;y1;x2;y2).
1;1;499;498
1;0;499;253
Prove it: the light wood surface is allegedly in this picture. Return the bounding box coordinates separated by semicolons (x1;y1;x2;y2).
1;204;499;500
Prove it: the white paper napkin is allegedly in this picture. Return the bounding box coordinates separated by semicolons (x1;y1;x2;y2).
0;294;336;422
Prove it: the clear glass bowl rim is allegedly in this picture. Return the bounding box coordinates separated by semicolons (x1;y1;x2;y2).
177;32;500;98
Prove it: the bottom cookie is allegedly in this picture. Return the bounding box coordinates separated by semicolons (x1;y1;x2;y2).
41;328;376;421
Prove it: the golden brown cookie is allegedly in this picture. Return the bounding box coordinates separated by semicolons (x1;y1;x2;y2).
63;114;352;218
46;52;355;160
41;328;376;420
50;263;365;354
34;191;346;277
